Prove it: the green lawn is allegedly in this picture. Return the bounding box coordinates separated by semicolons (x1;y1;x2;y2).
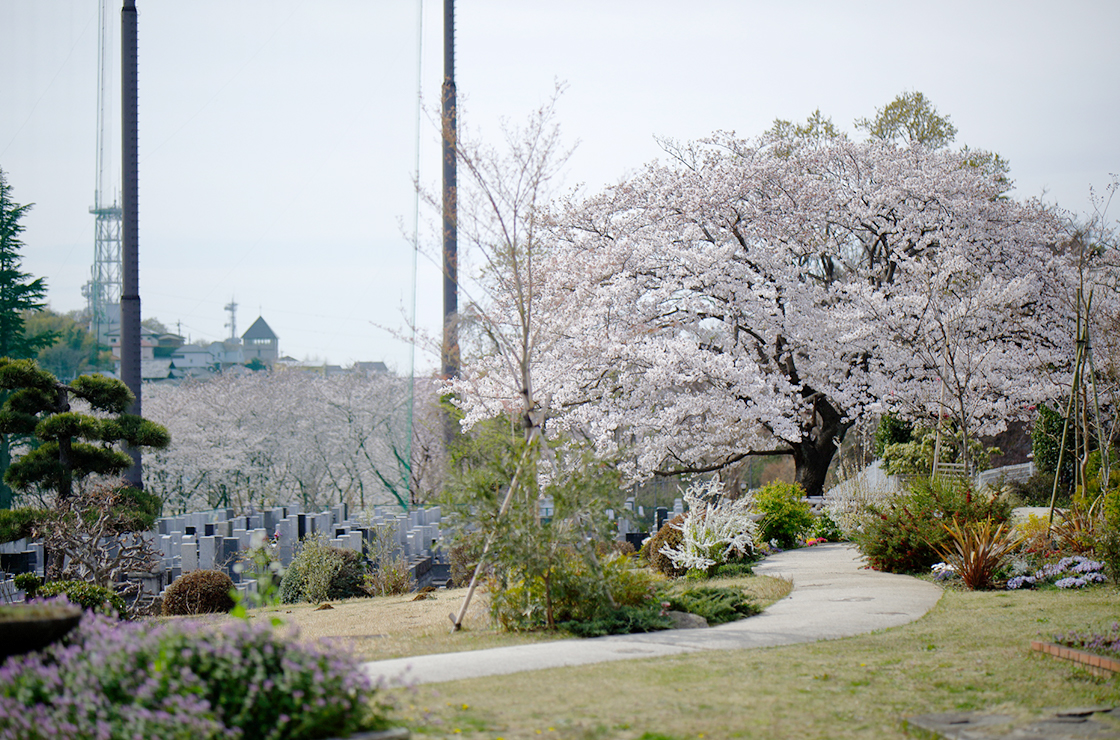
389;586;1120;740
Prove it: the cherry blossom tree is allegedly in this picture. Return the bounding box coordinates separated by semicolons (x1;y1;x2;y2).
458;125;1068;496
143;371;431;513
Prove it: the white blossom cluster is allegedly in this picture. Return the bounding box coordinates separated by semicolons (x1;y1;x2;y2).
659;477;757;573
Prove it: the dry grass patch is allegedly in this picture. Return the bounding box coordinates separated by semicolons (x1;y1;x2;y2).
162;572;790;662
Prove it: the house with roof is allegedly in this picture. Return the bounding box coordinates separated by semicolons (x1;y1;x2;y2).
241;316;279;366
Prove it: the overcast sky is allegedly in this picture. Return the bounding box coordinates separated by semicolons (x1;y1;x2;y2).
2;1;1118;373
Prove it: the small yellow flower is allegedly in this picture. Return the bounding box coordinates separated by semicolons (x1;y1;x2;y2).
462;703;470;710
452;730;461;735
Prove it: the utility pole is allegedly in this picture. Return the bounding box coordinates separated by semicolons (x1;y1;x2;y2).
120;0;142;487
441;0;458;382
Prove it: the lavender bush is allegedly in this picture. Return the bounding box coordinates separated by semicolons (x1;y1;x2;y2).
0;605;392;740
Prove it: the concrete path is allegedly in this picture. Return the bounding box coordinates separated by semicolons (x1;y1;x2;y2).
361;543;942;686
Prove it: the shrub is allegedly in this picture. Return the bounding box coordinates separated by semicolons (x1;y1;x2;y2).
448;530;485;587
874;414;914;457
712;562;754;578
37;580;126;617
1009;470;1066;507
13;572;41;599
935;519;1022;590
489;549;661;633
362;526;415;596
666;586;760;625
0;611;392;740
161;569;236;616
753;481;812;548
647;515;687;578
1098;525;1120;584
279;536;368;604
363;560;414;597
851;477;1013;574
0;508;45;544
811;509;845;541
659;478;757;576
558;605;672;638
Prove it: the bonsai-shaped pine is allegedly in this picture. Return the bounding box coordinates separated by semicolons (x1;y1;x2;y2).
0;358;170;500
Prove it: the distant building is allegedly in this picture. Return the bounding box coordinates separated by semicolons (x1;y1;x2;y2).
241;317;279;366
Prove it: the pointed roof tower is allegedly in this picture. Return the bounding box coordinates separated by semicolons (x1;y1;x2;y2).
242;316;277;341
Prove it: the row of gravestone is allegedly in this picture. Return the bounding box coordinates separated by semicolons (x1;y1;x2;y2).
0;502;448;603
151;502;445;596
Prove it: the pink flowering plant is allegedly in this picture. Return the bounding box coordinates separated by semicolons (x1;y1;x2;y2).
0;605;393;740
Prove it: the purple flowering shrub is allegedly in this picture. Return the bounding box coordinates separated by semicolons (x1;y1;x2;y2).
1006;555;1107;590
1051;622;1120;660
0;608;391;740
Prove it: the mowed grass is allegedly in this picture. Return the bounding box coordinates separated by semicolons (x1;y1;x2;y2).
394;586;1120;740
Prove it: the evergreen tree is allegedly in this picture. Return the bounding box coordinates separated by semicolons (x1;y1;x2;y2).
0;168;59;508
0;168;56;358
0;359;170;501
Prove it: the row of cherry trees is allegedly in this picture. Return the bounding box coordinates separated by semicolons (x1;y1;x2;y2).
450;95;1086;496
142;371;443;514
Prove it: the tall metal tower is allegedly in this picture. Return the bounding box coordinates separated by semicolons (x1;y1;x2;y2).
224;299;238;340
83;0;123;346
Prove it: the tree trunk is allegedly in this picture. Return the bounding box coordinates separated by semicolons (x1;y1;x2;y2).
788;391;852;497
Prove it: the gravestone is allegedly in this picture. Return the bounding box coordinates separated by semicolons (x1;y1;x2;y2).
220;538;241;581
199;536;218;570
180;535;197;572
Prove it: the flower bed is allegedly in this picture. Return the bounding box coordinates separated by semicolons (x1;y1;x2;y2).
1006;555;1107;590
0;609;394;740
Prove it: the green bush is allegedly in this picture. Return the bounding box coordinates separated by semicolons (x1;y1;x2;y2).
13;572;42;598
279;536;368;604
1009;470;1067;507
161;569;236;616
667;586;760;625
558;605;672;637
753;481;812;548
711;562;754;578
811;510;845;541
0;507;45;544
39;579;126;617
850;477;1013;574
489;549;661;633
1032;403;1076;488
874;414;914;457
647;515;687;578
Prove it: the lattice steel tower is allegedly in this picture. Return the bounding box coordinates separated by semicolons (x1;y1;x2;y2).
83;0;122;346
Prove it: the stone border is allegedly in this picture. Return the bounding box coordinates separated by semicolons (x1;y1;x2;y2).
1031;640;1120;677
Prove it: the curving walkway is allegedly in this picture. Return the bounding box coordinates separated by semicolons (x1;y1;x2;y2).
361;543;942;686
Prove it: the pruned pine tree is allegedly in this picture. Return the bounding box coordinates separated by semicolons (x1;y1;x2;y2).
0;359;169;501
